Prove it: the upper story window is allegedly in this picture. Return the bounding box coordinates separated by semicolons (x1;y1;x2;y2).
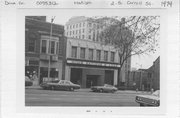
71;46;77;58
50;41;55;54
88;23;92;27
41;40;47;53
70;25;72;29
79;29;81;34
104;51;108;61
79;23;81;27
80;47;85;59
73;25;75;28
88;49;93;60
82;35;85;39
41;35;59;55
96;50;101;61
83;22;85;27
88;35;91;40
110;52;115;62
28;38;35;52
76;24;78;28
83;29;85;33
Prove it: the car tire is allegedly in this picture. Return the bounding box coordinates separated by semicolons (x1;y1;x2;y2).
111;90;115;93
140;103;144;106
99;89;103;93
51;86;54;90
70;87;74;91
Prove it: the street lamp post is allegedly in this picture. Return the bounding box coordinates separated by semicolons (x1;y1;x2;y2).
47;16;55;80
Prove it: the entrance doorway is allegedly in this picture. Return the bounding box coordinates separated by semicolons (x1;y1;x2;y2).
86;75;99;88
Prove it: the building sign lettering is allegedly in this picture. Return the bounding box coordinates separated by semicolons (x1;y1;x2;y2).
67;59;120;68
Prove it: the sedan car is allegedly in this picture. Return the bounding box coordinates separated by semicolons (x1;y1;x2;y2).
25;76;33;86
40;80;80;91
91;84;118;93
135;90;160;106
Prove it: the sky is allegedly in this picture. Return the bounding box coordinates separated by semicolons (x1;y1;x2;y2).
46;12;160;70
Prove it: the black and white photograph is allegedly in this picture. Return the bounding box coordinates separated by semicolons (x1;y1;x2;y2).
25;15;160;107
1;0;180;117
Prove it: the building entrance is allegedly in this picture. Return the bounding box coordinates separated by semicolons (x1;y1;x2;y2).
86;75;100;88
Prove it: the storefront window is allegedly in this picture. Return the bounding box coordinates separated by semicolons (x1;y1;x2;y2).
71;46;77;58
89;49;93;60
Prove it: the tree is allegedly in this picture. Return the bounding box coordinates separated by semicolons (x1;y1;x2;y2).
90;16;160;87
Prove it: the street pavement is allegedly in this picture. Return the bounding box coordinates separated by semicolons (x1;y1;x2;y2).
25;86;151;106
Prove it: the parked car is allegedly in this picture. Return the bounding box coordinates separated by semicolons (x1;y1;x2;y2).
135;90;160;106
25;76;33;86
40;80;80;91
91;84;118;93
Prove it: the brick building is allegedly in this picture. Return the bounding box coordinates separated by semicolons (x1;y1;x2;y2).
126;57;160;91
25;16;65;84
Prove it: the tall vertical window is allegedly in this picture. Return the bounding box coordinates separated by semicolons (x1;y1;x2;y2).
88;49;93;60
28;39;35;52
56;42;59;54
88;35;91;40
79;23;81;27
83;29;85;33
76;24;78;28
71;46;77;58
110;52;115;62
51;41;55;54
80;48;85;59
104;51;108;61
41;40;47;53
93;32;95;41
88;23;92;27
83;22;85;27
82;35;85;39
96;50;101;61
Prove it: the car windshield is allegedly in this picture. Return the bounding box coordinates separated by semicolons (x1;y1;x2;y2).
104;84;112;87
152;90;160;97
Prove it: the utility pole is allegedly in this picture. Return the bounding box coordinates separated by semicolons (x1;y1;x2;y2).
47;16;55;80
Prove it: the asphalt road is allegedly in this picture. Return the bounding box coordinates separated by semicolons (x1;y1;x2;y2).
25;88;150;106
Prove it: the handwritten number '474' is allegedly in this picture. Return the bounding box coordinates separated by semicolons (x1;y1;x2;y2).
161;1;172;7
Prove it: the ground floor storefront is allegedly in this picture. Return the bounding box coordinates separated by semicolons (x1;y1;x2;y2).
65;59;120;88
25;57;63;85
